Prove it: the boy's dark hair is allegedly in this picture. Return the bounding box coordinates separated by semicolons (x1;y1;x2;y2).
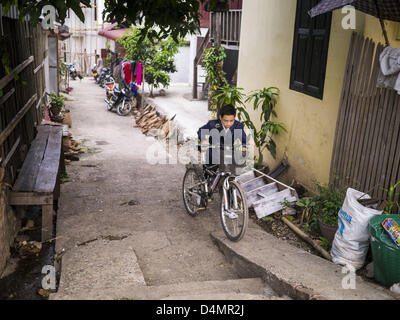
220;104;236;118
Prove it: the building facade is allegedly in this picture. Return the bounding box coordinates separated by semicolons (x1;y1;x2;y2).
237;0;400;191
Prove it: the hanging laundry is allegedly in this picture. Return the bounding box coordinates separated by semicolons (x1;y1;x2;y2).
377;46;400;94
123;61;133;85
136;63;142;86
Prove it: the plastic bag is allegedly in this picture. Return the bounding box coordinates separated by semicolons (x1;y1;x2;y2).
330;188;382;270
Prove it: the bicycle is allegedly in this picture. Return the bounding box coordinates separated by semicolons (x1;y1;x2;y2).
182;144;249;242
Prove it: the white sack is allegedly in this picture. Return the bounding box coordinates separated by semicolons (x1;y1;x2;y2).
330;188;382;270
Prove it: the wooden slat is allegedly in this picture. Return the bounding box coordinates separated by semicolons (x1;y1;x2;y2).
0;93;37;146
359;44;385;190
366;79;392;196
335;34;364;185
331;34;400;205
1;136;20;168
375;90;397;199
347;38;374;187
355;42;381;188
34;126;63;193
9;191;53;205
33;60;45;74
330;32;357;183
0;88;15;106
0;55;34;89
387;96;400;191
13;126;50;191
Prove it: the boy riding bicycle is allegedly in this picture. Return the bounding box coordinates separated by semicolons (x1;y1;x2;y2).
197;104;249;172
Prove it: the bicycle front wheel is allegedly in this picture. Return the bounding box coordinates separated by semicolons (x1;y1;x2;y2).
220;180;248;242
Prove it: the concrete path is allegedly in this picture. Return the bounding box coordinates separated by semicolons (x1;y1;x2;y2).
145;83;212;141
50;78;398;301
50;78;275;300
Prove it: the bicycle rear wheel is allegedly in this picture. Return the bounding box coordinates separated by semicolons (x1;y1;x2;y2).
182;167;205;217
220;180;248;242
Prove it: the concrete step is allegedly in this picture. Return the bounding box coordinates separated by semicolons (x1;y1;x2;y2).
160;292;271;300
142;278;273;300
52;277;277;300
211;227;398;300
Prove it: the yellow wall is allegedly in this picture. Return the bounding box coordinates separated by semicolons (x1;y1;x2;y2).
237;0;369;190
363;14;400;47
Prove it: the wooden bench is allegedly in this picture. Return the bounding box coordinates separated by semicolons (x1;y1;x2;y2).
8;125;65;242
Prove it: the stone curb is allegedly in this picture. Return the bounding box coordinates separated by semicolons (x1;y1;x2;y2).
211;228;399;300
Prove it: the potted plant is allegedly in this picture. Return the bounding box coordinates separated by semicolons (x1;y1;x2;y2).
312;182;346;243
49;93;65;122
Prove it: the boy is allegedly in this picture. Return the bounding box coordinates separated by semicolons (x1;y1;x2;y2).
197;104;248;168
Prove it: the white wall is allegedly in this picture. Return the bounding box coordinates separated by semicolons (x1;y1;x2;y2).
189;27;208;86
63;0;107;74
170;45;190;84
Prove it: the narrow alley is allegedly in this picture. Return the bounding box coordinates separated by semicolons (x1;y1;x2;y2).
51;78;273;300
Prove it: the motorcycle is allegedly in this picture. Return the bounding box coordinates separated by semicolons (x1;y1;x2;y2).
104;82;133;116
105;78;115;100
92;65;99;82
97;67;112;87
68;64;78;80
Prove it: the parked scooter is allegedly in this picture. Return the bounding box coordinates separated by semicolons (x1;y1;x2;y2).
105;77;115;100
92;65;99;82
68;64;78;80
97;67;112;87
104;82;133;116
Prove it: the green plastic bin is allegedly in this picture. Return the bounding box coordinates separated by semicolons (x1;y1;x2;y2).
369;214;400;287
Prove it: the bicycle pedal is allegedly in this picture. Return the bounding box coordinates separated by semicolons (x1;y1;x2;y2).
196;207;206;212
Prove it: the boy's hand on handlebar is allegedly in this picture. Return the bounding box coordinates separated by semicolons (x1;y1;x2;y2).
200;141;210;151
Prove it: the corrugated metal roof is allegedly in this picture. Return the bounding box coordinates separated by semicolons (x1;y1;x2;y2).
98;23;128;41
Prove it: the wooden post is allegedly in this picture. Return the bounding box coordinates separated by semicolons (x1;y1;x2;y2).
281;217;332;261
215;12;222;48
193;60;198;99
141;65;145;108
42;203;53;242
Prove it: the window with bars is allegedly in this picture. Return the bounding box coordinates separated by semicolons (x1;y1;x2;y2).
290;0;332;100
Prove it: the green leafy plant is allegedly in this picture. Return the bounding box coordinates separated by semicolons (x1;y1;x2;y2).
281;199;293;209
296;198;316;225
59;171;69;179
49;93;65;115
319;236;331;251
59;58;67;76
286;216;295;222
118;27;182;97
262;216;274;223
383;181;400;214
202;47;227;112
237;87;287;167
313;182;346;226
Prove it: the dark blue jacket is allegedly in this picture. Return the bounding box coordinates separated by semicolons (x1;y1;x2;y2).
197;119;247;146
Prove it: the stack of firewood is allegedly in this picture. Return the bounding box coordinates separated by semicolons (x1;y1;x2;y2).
133;104;176;139
63;135;84;162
